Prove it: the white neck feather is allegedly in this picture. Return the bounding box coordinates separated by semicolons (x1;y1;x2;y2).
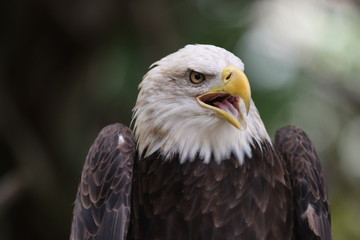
133;100;271;164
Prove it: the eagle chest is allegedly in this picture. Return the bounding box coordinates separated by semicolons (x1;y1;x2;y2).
133;150;293;240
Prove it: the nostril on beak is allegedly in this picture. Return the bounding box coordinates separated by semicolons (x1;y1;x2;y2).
225;72;232;81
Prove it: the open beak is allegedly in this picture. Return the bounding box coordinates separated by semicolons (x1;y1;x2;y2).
196;66;251;130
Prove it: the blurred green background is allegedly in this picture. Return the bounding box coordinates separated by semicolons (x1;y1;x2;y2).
1;0;360;239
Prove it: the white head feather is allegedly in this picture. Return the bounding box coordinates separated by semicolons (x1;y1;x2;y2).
133;44;270;164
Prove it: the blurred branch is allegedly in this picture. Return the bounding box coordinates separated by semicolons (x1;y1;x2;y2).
0;81;66;209
331;83;360;109
0;171;25;215
316;78;360;111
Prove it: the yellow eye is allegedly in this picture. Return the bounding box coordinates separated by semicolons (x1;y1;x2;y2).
190;71;205;84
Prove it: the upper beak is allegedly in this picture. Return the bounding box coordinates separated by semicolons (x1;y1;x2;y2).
196;66;251;130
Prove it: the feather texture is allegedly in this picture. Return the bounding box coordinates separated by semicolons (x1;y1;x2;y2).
71;125;331;240
127;141;294;240
70;123;136;240
275;126;331;240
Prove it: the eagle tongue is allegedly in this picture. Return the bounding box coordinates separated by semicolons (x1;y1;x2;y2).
214;98;239;118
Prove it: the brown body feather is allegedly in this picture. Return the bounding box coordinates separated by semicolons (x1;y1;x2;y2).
70;124;331;240
130;142;293;240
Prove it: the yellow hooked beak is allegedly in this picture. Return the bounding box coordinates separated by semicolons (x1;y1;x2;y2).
196;66;251;130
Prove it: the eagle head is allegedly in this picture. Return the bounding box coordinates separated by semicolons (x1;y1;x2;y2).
133;44;270;164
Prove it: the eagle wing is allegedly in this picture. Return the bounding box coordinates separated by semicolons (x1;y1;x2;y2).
275;126;331;240
70;123;136;240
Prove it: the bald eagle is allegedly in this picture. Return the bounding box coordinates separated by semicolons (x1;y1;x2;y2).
70;45;331;240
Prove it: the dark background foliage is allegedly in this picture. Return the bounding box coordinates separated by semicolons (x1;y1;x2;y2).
1;0;360;239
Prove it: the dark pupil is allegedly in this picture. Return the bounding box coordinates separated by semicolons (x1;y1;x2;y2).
195;73;201;80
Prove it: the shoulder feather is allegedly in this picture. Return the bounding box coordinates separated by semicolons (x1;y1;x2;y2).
70;123;136;240
275;126;331;240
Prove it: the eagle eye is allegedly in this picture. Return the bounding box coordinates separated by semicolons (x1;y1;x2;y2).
190;71;205;84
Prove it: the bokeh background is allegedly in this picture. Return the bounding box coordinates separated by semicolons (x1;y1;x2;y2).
1;0;360;239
